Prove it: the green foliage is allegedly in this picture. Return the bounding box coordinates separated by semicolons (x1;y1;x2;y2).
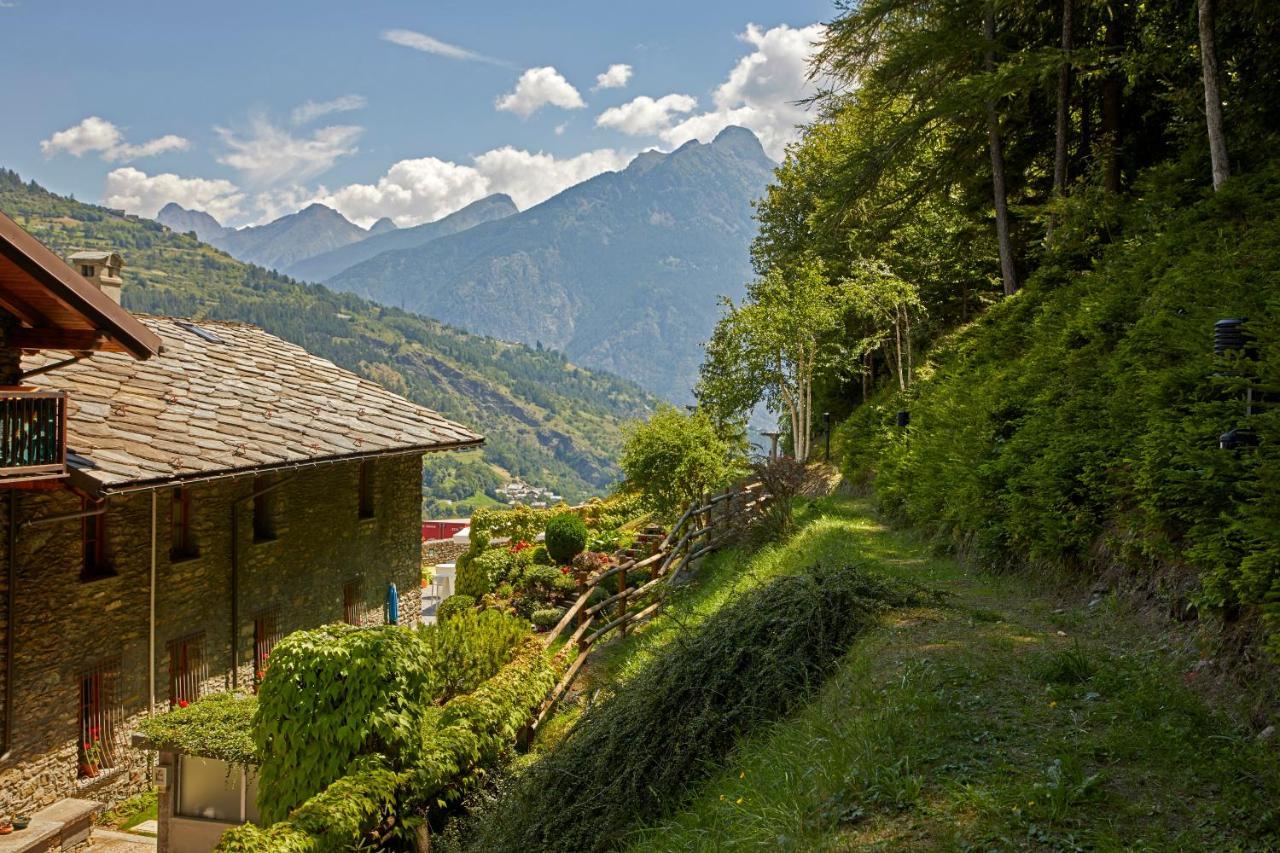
531;608;565;630
472;563;929;851
419;609;530;700
217;638;560;853
619;406;742;518
544;513;587;564
253;625;437;823
0;173;657;503
530;545;550;565
436;594;476;623
841;164;1280;652
136;692;258;766
518;564;565;599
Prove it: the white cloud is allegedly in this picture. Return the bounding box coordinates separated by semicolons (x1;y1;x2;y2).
596;94;698;136
496;67;585;118
291;95;367;126
103;167;245;221
316;146;630;228
381;29;507;65
660;23;824;160
216;115;361;186
593;63;633;90
40;116;190;162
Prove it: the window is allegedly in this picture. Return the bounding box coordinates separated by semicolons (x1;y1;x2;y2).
252;610;282;689
79;659;122;777
343;581;361;626
80;264;95;277
168;633;207;708
81;498;111;579
170;486;195;560
357;460;375;519
252;476;277;542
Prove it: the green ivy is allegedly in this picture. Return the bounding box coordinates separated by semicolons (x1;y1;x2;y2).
136;692;258;766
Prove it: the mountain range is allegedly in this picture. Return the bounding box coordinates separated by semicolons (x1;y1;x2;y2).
2;168;655;501
329;126;775;401
151;126;775;402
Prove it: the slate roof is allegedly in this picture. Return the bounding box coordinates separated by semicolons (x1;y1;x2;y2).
26;316;484;494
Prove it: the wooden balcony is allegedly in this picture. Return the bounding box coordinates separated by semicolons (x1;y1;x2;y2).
0;387;68;485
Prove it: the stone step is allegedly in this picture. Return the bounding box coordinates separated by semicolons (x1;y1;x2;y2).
0;798;101;853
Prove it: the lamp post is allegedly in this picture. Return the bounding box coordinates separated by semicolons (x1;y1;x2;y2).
823;412;831;461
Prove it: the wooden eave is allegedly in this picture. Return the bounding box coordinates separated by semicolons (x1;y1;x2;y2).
0;209;162;359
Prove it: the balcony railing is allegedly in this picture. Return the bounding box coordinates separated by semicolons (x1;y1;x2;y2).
0;387;68;484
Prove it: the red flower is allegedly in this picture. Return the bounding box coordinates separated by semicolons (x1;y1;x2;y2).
178;699;190;708
560;566;570;575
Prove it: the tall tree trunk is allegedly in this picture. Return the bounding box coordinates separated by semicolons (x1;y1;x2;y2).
1101;1;1124;193
1198;0;1230;189
1048;0;1074;240
984;5;1019;295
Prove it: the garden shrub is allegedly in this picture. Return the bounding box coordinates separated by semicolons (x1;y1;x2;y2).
217;637;561;853
519;564;564;599
619;406;745;518
457;548;511;598
137;691;258;766
531;608;565;630
436;594;476;623
530;545;550;565
471;563;930;851
253;625;437;823
420;609;530;699
544;513;588;564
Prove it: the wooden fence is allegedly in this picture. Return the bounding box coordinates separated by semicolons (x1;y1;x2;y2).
531;480;772;732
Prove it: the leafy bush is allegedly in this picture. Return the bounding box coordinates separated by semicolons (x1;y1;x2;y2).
436;594;476;623
253;625;436;823
531;608;565;630
530;545;551;565
620;405;743;518
545;513;588;564
218;637;560;853
519;564;565;600
420;609;530;699
458;548;515;598
472;563;929;851
137;692;258;766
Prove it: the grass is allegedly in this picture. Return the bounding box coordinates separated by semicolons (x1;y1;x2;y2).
95;789;158;834
530;496;1280;851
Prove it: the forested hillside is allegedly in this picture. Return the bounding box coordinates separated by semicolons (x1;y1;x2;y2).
698;0;1280;654
0;169;656;503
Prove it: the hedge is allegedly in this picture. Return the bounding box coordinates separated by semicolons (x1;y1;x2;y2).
216;637;561;852
136;691;258;766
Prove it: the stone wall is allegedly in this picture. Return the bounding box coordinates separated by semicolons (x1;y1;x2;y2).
0;452;424;818
422;538;467;566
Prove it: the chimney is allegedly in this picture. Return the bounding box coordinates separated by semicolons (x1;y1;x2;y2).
68;250;125;304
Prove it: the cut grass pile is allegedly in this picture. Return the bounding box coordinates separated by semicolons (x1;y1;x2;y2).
467;558;932;852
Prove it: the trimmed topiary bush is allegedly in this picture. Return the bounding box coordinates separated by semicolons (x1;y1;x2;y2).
436;594;476;623
545;513;588;564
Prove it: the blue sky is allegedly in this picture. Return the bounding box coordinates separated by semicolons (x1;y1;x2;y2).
1;1;831;227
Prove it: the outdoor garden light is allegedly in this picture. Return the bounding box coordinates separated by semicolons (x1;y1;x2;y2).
896;410;911;427
1219;427;1258;451
1214;318;1260;451
823;411;831;460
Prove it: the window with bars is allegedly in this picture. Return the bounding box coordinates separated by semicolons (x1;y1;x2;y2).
253;610;282;689
252;475;277;542
357;460;375;519
79;659;122;777
343;581;362;626
81;497;111;580
170;486;196;560
168;633;207;708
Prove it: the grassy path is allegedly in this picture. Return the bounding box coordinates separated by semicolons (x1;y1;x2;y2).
556;497;1279;851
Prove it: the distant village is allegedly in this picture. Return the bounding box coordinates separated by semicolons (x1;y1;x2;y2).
497;478;563;508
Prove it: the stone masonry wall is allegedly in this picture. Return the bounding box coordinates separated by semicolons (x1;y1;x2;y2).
0;453;424;818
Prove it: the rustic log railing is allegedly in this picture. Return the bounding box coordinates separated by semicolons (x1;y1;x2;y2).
0;386;68;484
531;479;771;732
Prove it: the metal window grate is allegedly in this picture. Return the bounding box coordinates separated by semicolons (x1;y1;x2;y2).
253;610;282;688
80;658;123;775
168;633;207;708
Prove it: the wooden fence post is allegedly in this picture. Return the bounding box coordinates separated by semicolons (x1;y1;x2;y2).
617;563;628;637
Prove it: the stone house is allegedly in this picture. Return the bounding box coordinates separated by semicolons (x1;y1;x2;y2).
0;214;484;832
